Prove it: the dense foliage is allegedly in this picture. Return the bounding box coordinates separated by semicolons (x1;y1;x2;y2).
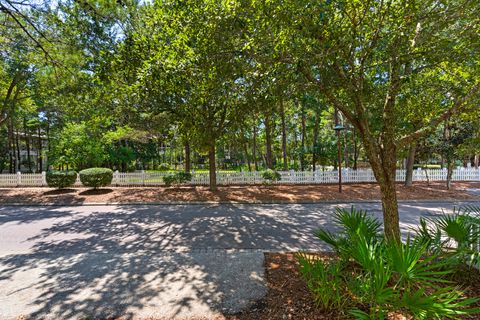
45;170;77;189
79;167;113;189
1;0;480;237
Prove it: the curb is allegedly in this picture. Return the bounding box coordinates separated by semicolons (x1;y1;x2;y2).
1;199;479;206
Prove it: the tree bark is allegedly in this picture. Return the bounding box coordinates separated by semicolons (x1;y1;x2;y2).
404;142;416;187
208;143;217;191
300;102;306;171
241;130;252;172
252;124;258;171
475;155;479;169
446;159;453;190
264;115;273;169
37;126;43;172
24;118;32;172
184;141;191;172
312;112;320;172
280;100;288;171
8;120;14;173
379;174;400;242
15;128;21;172
353;128;359;170
243;142;251;171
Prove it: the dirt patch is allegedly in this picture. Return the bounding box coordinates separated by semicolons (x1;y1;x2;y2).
0;182;478;205
229;253;480;320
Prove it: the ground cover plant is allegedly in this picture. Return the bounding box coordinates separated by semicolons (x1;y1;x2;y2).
297;207;480;319
45;170;77;189
79;168;113;189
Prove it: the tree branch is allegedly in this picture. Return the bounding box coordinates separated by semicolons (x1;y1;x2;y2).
398;81;480;147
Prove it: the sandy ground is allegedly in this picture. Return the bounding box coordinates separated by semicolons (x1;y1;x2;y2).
0;182;479;204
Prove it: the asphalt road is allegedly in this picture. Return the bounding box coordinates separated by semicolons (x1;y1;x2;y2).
0;201;478;319
1;201;479;255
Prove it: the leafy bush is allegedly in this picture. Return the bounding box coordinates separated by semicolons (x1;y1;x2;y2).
163;171;192;187
414;206;480;268
261;169;281;185
158;163;171;171
79;168;113;189
297;207;480;319
46;170;77;189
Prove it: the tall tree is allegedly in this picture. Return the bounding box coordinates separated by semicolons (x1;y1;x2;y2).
253;0;480;241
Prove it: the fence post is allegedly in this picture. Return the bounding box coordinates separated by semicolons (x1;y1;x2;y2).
17;171;21;187
42;171;47;186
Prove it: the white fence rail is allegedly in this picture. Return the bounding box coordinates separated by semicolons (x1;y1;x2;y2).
0;168;479;187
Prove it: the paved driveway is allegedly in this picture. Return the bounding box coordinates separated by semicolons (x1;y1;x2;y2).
0;201;478;319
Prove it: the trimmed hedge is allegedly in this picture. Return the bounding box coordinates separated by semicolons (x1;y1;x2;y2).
163;171;192;187
79;168;113;189
46;170;77;189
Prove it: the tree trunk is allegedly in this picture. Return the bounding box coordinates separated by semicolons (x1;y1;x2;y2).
46;114;51;152
280;101;288;171
300;103;306;171
353;128;359;170
312;112;320;172
343;133;350;168
208;143;217;191
475;155;479;169
244;143;251;171
24;118;32;172
379;175;400;242
404;142;416;187
252;124;258;171
15;128;21;172
446;160;453;190
265;115;273;169
8;120;14;173
184;141;191;172
37;126;43;172
242;133;252;172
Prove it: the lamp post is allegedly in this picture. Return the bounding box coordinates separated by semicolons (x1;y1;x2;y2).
333;109;345;193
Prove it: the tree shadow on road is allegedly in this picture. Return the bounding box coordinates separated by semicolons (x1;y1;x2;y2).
0;203;335;319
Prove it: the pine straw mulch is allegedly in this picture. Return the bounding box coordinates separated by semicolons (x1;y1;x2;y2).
229;253;480;320
0;181;479;205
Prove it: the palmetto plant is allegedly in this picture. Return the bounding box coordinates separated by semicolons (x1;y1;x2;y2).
298;207;480;320
414;206;480;268
316;207;382;260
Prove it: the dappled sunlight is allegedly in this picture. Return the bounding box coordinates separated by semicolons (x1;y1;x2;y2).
1;201;478;318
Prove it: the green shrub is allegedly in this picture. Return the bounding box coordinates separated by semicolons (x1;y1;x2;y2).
297;207;480;319
163;171;192;187
46;170;77;189
79;167;113;189
261;169;281;185
158;163;171;171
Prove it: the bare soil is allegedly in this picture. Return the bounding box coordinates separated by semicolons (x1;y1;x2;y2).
0;182;478;205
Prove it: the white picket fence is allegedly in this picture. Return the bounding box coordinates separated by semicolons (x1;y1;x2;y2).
0;168;479;187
